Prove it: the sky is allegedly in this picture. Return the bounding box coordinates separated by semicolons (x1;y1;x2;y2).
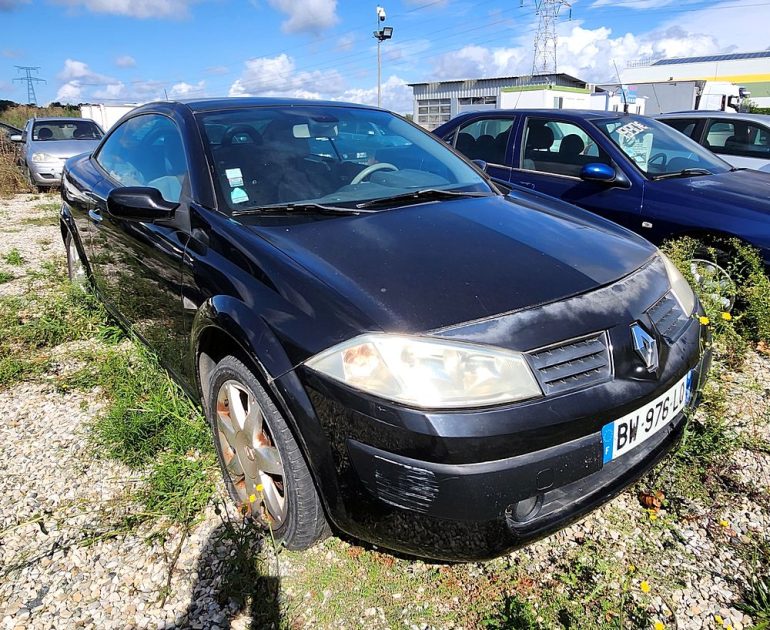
1;0;768;113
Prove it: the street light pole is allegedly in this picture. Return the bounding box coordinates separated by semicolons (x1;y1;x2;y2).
373;6;393;108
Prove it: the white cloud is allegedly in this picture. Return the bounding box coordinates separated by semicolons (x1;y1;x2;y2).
115;55;136;68
228;53;412;113
56;59;119;103
267;0;338;33
54;0;201;19
229;53;344;97
338;75;413;113
169;80;206;98
205;65;230;75
93;82;126;100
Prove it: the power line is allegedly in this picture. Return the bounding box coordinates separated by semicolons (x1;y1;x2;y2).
13;66;46;105
524;0;572;75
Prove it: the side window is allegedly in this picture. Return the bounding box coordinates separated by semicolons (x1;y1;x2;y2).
453;118;513;165
706;119;770;158
96;114;187;202
662;118;698;139
521;118;611;177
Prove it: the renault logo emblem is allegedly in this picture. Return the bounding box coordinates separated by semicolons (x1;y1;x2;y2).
631;324;659;372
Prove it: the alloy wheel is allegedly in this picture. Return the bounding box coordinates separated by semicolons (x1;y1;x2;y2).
215;379;287;526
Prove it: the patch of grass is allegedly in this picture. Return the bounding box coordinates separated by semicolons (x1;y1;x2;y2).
85;347;211;469
482;595;546;629
0;264;106;388
0;270;13;284
3;247;24;266
140;451;215;523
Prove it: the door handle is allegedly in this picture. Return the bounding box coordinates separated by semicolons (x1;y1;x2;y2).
88;208;103;223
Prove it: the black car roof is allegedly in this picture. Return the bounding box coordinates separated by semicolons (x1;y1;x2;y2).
139;97;382;114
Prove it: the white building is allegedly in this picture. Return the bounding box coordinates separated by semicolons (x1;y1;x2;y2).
622;51;770;108
408;73;590;129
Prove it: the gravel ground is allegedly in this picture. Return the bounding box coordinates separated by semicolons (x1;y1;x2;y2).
0;193;768;629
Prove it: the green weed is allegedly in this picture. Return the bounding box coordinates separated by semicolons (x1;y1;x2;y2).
3;248;24;266
0;270;13;284
738;575;770;629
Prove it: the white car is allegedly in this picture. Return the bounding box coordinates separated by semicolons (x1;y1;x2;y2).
657;110;770;172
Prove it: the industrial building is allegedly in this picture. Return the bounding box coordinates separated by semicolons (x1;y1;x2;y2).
622;51;770;107
408;73;589;129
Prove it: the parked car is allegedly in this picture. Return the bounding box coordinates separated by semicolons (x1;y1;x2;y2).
61;98;709;561
657;110;770;172
12;117;103;190
435;110;770;293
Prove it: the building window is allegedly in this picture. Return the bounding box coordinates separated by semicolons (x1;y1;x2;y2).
416;98;451;129
553;97;564;109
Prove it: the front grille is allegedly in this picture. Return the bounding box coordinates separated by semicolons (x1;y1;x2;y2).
647;292;689;343
528;332;612;396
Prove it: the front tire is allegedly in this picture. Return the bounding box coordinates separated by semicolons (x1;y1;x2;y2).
206;355;329;549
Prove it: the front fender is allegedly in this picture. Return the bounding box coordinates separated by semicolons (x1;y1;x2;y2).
190;296;344;527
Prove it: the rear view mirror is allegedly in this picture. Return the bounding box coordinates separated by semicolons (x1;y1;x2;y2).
472;159;488;172
580;163;616;183
9;134;22;143
107;187;179;223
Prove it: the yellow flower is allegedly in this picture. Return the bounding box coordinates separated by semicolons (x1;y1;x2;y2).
640;580;651;593
628;563;636;573
720;519;730;528
654;621;665;630
649;510;658;521
721;312;732;321
248;494;257;503
256;483;264;492
714;615;724;625
699;316;710;325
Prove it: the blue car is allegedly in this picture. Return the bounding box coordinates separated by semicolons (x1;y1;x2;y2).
434;110;770;276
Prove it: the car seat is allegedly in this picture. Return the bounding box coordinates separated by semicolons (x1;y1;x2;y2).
37;128;53;140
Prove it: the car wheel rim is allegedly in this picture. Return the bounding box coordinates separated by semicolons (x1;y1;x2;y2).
216;379;287;526
68;238;87;289
689;258;735;311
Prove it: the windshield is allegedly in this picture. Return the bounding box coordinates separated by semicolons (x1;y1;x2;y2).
32;120;103;142
196;106;491;213
593;116;730;178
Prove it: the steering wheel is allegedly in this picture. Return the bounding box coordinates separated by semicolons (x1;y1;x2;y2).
222;124;261;146
350;162;398;185
648;152;667;167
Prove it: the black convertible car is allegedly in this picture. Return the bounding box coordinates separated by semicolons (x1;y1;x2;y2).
60;98;709;561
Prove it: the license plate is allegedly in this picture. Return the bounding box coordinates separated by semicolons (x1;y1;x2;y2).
602;371;693;464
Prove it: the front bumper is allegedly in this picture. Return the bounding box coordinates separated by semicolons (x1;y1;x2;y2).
28;161;64;186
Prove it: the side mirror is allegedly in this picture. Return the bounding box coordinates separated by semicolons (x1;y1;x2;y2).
580;162;616;183
107;187;179;223
472;159;488;172
9;134;22;143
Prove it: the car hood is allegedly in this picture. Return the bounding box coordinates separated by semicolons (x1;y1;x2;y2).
27;139;100;159
244;195;657;333
651;168;770;215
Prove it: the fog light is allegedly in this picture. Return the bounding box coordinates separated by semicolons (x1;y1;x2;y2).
506;494;544;523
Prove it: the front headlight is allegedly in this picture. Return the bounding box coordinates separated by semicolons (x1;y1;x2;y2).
305;333;543;409
660;253;696;315
31;152;56;163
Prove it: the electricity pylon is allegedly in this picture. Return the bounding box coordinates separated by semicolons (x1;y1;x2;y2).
13;66;46;106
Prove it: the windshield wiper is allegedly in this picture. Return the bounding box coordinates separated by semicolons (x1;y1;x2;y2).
652;168;713;181
356;188;494;210
232;202;370;217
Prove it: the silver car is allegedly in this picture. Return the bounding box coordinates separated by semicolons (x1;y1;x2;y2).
657;110;770;173
12;117;103;190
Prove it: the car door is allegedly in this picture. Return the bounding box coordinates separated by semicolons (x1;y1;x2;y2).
88;113;192;372
703;118;770;172
442;114;518;181
508;116;644;232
